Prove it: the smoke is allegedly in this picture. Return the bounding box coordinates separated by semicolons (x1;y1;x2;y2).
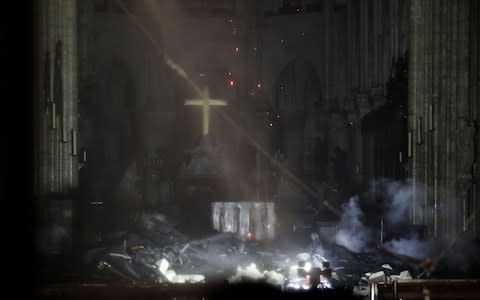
383;179;414;225
364;179;480;275
384;237;432;259
333;179;430;258
366;178;417;227
118;161;138;194
332;179;422;253
335;196;372;253
384;235;480;274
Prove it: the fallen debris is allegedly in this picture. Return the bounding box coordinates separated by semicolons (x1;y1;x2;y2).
87;212;425;297
368;271;386;284
382;264;393;270
391;270;413;280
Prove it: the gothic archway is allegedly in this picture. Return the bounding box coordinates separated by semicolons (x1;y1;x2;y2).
271;58;323;237
273;57;322;176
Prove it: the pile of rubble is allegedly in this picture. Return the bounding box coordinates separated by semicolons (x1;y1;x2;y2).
84;214;415;297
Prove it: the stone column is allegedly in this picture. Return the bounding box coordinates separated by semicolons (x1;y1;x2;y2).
470;0;480;236
408;0;476;238
34;0;78;253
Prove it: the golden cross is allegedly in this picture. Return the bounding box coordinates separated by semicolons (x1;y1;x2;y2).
185;88;227;135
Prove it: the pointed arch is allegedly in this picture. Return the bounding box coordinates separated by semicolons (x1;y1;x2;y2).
272;57;322;175
273;57;322;117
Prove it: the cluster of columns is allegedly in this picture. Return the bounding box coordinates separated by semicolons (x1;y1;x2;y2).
34;0;79;238
408;0;480;237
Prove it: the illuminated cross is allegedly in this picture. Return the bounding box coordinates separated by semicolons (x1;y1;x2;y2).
185;88;227;135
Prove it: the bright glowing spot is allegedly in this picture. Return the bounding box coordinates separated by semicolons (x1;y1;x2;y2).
257;82;262;88
228;72;232;76
235;47;239;52
269;123;273;127
229;80;235;87
247;232;252;239
304;262;312;272
281;39;284;43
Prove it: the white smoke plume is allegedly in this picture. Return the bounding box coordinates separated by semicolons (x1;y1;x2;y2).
334;179;429;256
384;237;432;259
335;196;372;253
384;179;414;225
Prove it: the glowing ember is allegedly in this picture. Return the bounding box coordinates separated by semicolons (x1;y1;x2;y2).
229;80;235;87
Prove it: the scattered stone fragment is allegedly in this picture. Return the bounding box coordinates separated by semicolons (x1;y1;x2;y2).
382;264;393;270
367;271;386;283
156;258;170;275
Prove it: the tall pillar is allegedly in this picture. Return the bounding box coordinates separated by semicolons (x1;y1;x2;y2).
408;0;477;238
470;0;480;236
34;0;78;253
323;0;331;108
